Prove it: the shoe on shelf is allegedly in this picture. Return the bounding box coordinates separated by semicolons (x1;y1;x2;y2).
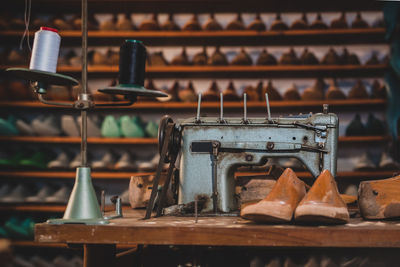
120;116;146;138
52;255;73;267
365;113;386;136
138;153;167;171
31;255;53;267
203;13;223;31
61;115;80;137
310;13;328;29
26;185;54;203
31;115;61;136
0;151;25;169
340;48;360;65
69;153;82;169
366;52;380;65
256;49;277;65
279;48;300;65
1;184;29;203
48;152;70;169
193;47;208;66
16;118;35;136
138;13;160;31
171;47;191;65
300;48;319;65
0;184;11;199
145;121;159;138
345;114;365;136
262;80;282;101
379;152;400;170
99;14;117;31
283;84;301;101
78;115;102;137
348;79;368;99
161;13;180;31
182;14;202;31
202;81;220;101
294;169;349;224
178;81;197;102
0;115;19;136
223;81;240;101
117;13;135;31
208;46;228;66
351;12;369;28
330;12;348;29
19;151;50;169
371;79;387;99
270;13;288;31
290;13;308;30
101;115;122;138
45;185;70;203
115;152;137;171
325;79;346;100
240;168;306;223
247;13;266;31
226;13;245;30
243;84;260;102
231;48;253;66
353;152;376;171
149;51;169;66
11;255;36;267
91;151;115;170
321;48;340;65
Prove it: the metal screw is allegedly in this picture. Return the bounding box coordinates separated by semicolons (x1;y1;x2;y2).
245;154;253;161
266;142;274;150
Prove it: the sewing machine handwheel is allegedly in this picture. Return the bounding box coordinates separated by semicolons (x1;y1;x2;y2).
158;115;174;163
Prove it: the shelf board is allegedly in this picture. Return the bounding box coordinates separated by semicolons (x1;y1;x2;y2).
0;99;387;110
0;136;158;144
2;64;387;78
0;170;396;180
0;28;386;46
0;204;131;213
12;240;137;249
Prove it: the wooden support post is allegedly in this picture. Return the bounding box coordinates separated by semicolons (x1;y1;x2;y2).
83;244;116;267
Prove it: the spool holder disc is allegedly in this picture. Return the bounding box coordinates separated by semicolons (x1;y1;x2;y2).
99;84;168;97
5;68;79;86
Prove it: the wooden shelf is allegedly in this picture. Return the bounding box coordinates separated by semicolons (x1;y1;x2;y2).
0;136;157;144
0;204;131;213
0;99;387;110
0;28;386;46
0;170;395;180
12;240;137;249
0;171;154;179
0;135;391;145
2;64;387;78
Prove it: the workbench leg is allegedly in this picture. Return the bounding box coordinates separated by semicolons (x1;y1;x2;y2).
83;244;116;267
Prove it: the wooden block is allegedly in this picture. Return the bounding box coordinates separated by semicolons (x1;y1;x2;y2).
359;175;400;220
239;179;276;204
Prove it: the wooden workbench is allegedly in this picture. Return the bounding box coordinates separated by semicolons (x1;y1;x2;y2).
35;209;400;267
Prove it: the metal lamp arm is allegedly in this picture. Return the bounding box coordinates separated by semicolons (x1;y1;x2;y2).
37;94;75;107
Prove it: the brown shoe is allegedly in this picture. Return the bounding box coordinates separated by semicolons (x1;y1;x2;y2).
99;14;117;31
171;47;191;65
240;168;306;223
351;12;369;29
208;47;228;65
359;175;400;220
178;81;197;102
202;81;220;101
330;12;348;29
161;14;180;31
279;48;300;65
117;13;135;31
370;79;386;99
193;47;208;65
223;81;240;101
262;80;282;101
270;13;288;31
294;170;349;224
300;48;319;65
247;13;266;31
203;13;223;31
365;52;380;65
301;78;326;100
138;13;160;31
256;49;277;65
283;84;301;101
321;48;340;65
149;51;169;66
182;14;202;31
243;84;260;101
348;79;368;99
340;48;360;65
325;79;346;100
226;13;245;30
310;13;328;30
231;48;253;65
290;13;308;30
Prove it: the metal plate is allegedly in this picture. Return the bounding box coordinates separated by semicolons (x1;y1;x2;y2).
5;68;79;86
99;85;168;97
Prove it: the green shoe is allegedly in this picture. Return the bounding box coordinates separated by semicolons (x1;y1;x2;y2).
20;218;35;239
0;151;25;168
4;217;27;239
101;115;121;137
145;121;158;138
0;226;8;238
19;151;49;169
0;115;19;136
120;115;145;138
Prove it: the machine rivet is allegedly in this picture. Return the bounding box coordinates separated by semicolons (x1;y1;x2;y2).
245;154;253;161
266;142;274;150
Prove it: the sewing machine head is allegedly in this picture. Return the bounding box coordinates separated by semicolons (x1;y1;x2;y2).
159;93;338;214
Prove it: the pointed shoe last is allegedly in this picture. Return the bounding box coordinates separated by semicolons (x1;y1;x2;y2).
241;168;306;223
294;169;349;224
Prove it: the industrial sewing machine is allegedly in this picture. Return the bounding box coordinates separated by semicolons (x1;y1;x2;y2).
145;94;338;218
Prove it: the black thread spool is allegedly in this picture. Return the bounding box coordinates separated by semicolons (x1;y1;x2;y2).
119;40;146;88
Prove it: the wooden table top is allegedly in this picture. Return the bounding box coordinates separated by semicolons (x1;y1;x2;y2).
35;209;400;248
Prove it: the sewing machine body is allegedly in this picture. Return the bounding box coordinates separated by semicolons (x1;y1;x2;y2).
177;113;338;213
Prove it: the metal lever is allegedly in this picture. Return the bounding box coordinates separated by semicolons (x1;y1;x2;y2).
196;93;202;123
293;122;327;132
104;195;123;220
218;93;226;123
265;93;272;121
242;93;248;124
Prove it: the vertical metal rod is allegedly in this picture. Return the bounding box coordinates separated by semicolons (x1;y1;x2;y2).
265;93;271;121
219;93;223;122
243;93;247;123
80;0;88;166
101;190;105;216
196;93;202;122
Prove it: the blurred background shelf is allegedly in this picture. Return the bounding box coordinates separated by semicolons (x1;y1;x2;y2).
0;99;387;110
0;28;386;46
